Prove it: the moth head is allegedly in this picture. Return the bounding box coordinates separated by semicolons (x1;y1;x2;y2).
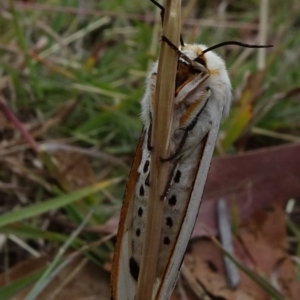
181;44;228;76
180;44;232;118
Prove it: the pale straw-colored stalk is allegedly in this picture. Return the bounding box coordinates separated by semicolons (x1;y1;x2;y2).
135;0;181;299
258;0;268;69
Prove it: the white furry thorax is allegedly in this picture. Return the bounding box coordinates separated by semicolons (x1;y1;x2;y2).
141;43;232;126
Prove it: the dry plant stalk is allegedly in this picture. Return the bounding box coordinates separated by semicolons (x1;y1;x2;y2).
258;0;269;69
135;0;182;299
110;0;235;299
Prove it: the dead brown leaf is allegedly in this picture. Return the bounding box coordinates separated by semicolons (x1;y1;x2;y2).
53;150;97;188
193;143;300;237
183;205;300;300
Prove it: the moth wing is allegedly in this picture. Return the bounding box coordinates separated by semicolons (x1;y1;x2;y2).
155;106;224;299
110;131;145;300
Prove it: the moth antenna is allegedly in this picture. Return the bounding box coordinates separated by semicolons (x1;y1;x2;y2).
180;34;185;47
202;41;273;54
150;0;164;16
150;0;185;46
161;36;192;65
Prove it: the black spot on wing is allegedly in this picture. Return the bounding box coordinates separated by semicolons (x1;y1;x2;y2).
138;207;143;217
139;185;145;196
166;217;173;227
174;170;181;183
145;173;150;187
163;237;171;245
143;160;149;173
168;195;177;206
136;228;141;236
129;257;140;281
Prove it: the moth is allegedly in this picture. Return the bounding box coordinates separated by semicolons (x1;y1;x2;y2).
111;37;232;297
111;16;271;300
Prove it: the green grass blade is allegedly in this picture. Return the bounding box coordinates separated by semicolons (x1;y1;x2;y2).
24;209;95;300
1;224;84;247
0;268;45;300
9;0;42;98
0;178;122;228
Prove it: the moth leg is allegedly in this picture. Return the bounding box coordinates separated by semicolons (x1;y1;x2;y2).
160;159;181;199
147;113;153;151
161;88;211;162
150;0;164;24
150;0;184;46
145;72;157;151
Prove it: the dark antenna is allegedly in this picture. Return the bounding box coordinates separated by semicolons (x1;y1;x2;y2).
150;0;164;12
150;0;185;46
202;41;273;54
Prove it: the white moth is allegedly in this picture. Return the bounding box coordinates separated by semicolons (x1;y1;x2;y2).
111;41;231;300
